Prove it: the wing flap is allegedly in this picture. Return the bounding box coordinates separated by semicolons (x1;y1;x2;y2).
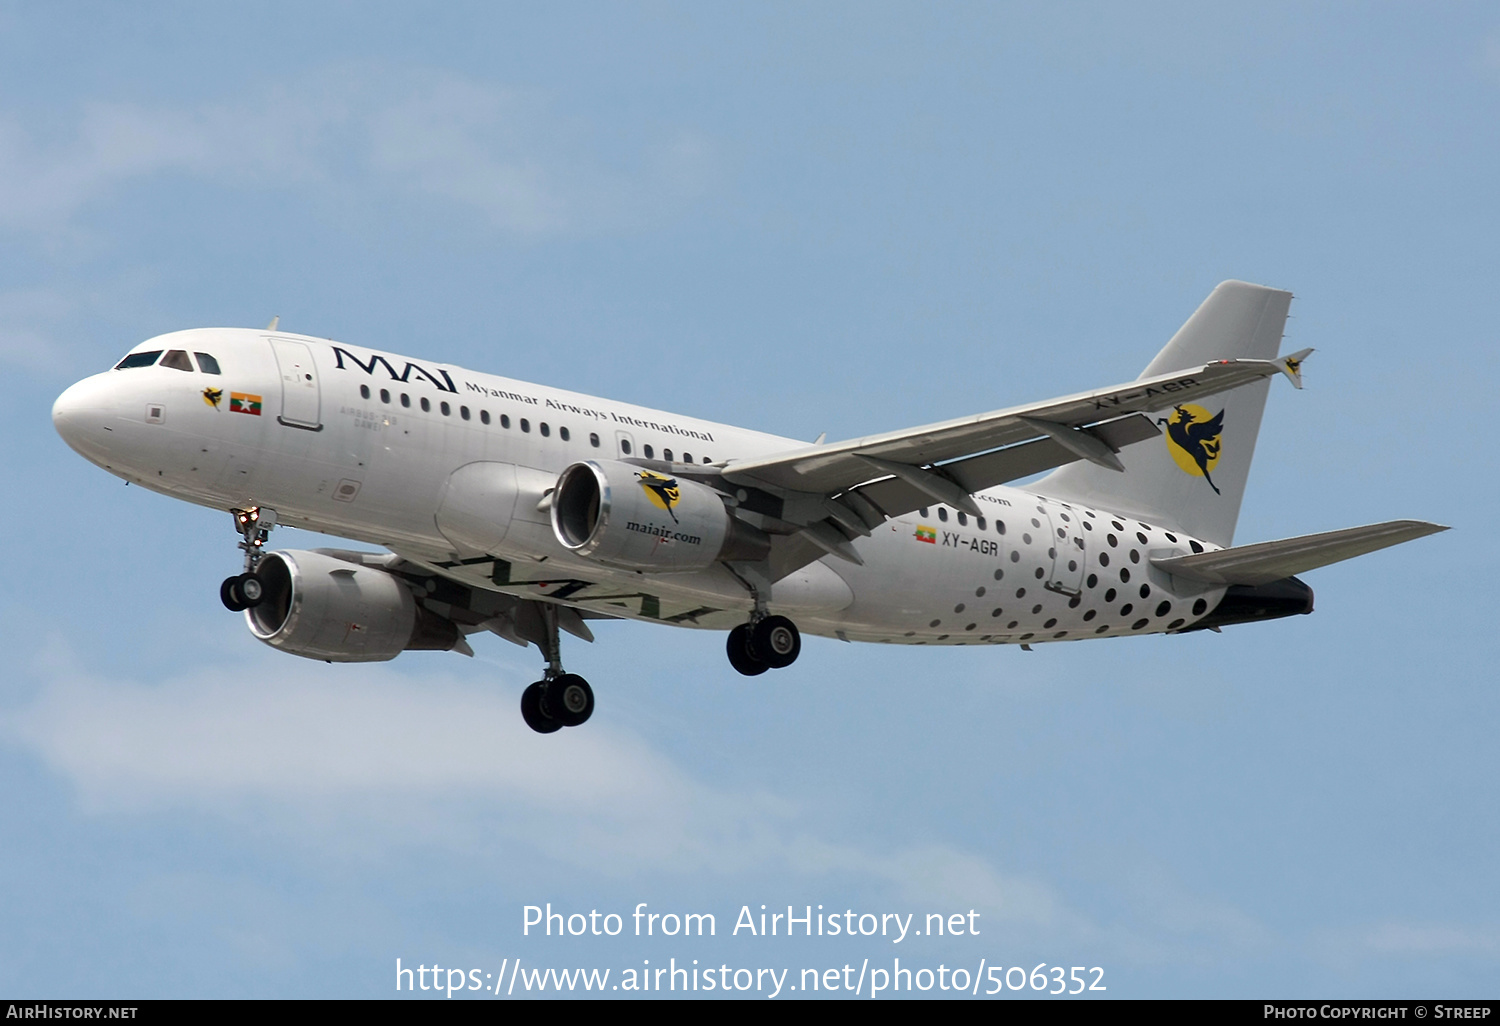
1152;520;1449;586
847;415;1160;521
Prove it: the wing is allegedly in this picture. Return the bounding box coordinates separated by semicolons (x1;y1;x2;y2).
716;351;1310;572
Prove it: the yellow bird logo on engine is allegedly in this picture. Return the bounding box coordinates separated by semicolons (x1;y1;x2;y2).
637;471;681;523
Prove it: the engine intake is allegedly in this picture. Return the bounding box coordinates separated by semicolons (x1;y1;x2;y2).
246;550;461;661
551;459;770;572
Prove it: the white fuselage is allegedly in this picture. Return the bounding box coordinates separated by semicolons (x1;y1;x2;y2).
53;328;1228;646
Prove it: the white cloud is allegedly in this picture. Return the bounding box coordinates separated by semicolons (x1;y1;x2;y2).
0;67;715;236
1346;922;1500;959
1;648;1068;927
6;645;1321;965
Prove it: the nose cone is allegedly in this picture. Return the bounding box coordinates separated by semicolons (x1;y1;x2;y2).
53;374;116;459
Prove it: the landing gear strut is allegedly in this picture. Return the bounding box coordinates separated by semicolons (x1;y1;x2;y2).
519;602;595;734
220;507;276;611
723;563;802;676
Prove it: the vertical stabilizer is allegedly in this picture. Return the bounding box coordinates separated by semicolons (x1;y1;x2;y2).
1032;281;1293;547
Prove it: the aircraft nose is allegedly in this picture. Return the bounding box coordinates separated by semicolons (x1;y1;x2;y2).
52;374;116;456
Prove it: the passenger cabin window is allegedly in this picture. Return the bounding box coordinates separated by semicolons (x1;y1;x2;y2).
420;397;431;412
590;433;600;447
159;350;194;372
643;444;654;459
664;448;673;462
115;351;162;370
440;401;451;416
559;426;570;441
194;353;221;374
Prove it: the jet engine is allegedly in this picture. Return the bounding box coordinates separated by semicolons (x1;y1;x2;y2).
551;459;770;572
246;550;462;661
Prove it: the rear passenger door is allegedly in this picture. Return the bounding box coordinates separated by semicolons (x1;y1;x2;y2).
1043;504;1086;596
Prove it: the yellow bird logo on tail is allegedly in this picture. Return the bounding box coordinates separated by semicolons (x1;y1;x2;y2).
1158;404;1225;494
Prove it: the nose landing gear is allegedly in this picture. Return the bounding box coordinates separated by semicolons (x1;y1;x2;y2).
220;507;276;611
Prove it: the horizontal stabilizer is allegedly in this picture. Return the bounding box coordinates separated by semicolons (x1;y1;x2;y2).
1152;520;1448;586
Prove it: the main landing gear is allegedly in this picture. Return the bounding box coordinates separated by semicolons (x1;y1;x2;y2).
726;615;801;676
519;602;596;734
220;507;277;612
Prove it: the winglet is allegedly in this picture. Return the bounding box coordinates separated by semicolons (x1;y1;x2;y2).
1276;347;1313;389
267;316;280;331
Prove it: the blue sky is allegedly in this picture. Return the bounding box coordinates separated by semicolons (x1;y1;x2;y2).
1;2;1497;999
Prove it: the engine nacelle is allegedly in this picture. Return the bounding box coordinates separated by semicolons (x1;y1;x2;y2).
551;459;770;572
246;550;461;662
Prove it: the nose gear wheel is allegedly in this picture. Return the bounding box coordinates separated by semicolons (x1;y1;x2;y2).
220;571;266;611
221;507;277;612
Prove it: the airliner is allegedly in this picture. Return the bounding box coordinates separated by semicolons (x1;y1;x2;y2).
51;281;1445;733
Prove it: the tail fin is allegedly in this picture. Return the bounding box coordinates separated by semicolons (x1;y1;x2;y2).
1032;280;1293;547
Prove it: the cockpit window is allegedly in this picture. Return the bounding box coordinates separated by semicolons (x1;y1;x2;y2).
160;350;194;371
194;352;222;374
114;350;163;369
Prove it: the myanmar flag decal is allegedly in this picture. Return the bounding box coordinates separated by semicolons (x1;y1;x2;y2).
230;392;263;416
915;525;937;544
